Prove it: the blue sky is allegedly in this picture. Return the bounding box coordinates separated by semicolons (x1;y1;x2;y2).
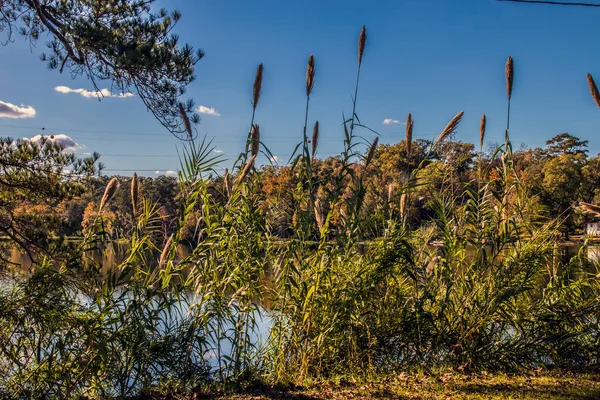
1;0;600;176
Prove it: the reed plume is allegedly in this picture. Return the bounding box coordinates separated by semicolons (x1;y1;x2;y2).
480;114;486;150
250;124;260;157
245;64;264;161
506;56;514;101
253;64;264;110
587;73;600;109
314;198;324;232
158;234;174;267
237;154;256;185
311;121;319;159
406;113;413;157
179;103;193;140
365;136;379;167
358;25;367;67
131;172;139;216
306;54;315;97
388;183;394;203
435;111;464;146
400;192;407;219
505;56;514;148
99;177;120;213
224;168;232;199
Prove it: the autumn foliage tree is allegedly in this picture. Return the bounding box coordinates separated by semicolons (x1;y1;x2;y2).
0;137;99;267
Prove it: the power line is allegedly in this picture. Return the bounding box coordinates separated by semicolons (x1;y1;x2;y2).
102;154;179;158
0;124;166;136
0;124;411;141
98;152;344;158
102;169;174;172
497;0;600;6
0;124;303;139
102;167;226;172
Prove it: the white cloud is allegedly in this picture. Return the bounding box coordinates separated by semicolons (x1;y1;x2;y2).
196;105;221;116
269;155;279;164
25;134;82;151
54;85;134;99
155;170;160;174
165;170;177;175
0;101;36;118
383;118;401;125
213;149;224;153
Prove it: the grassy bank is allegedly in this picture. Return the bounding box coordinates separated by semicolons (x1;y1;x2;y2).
180;373;600;399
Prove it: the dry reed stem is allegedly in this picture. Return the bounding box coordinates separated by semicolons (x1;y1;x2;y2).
237;154;256;185
358;26;367;67
250;124;260;157
179;103;193;140
365;136;379;167
131;172;139;216
480;114;486;150
388;183;394;203
506;56;514;101
253;64;264;110
406;113;413;157
312;121;319;159
99;177;120;213
306;54;315;96
587;73;600;109
159;234;173;267
435;111;464;146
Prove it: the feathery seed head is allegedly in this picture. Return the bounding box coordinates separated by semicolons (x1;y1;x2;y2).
312;121;320;159
159;234;174;268
358;26;367;67
253;64;264;110
506;56;514;101
400;193;407;218
237;154;257;184
306;54;315;96
314;198;324;232
224;168;232;198
179;103;193;140
435;111;464;146
365;136;379;167
250;124;260;157
587;73;600;109
99;177;120;213
480;114;487;150
406;113;413;157
131;172;139;216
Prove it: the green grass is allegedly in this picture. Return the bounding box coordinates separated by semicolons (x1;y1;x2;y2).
200;373;600;399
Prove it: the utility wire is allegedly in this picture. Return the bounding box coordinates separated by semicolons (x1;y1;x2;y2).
0;124;412;141
0;124;304;139
497;0;600;6
99;152;343;158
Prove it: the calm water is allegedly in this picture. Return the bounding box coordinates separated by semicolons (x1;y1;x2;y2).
8;241;600;273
